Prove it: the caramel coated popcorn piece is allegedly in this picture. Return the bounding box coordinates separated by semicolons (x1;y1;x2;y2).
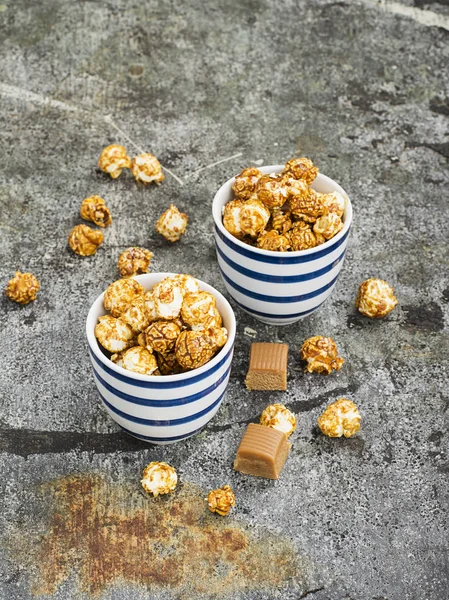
260;403;296;437
356;278;398;318
98;144;132;179
232;167;262;200
239;197;270;238
181;291;216;328
141;462;178;497
120;346;158;375
175;330;216;370
144;320;181;355
80;195;112;228
5;271;40;305
300;336;344;375
156;204;188;242
223;199;244;237
257;230;291;252
208;326;228;350
318;398;361;438
153;278;184;320
283;157;319;185
68;224;104;256
143;291;159;323
170;274;200;295
103;278;145;317
256;174;288;210
321;191;345;218
156;351;183;375
120;297;151;333
94;315;135;353
313;213;344;240
288;223;321;251
289;189;327;223
118;247;153;277
271;210;292;235
207;484;236;516
191;306;223;332
131;153;164;185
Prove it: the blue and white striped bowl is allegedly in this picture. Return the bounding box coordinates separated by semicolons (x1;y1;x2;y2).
212;165;353;325
86;273;236;445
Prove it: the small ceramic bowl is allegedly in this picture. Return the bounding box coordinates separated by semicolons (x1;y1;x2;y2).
85;273;236;445
212;165;353;325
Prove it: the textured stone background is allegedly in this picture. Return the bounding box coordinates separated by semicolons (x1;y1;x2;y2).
0;1;448;599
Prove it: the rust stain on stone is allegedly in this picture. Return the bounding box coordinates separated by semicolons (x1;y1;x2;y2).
5;473;306;598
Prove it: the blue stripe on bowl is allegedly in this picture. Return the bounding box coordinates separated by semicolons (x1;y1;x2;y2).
215;224;350;264
232;298;327;319
93;363;232;407
118;423;205;442
99;388;225;426
89;344;233;389
219;269;340;303
216;242;345;283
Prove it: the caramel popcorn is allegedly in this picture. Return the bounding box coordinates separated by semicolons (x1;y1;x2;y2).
68;224;104;256
98;144;132;179
144;320;181;354
170;274;200;295
119;346;158;375
153;278;184;320
156;204;188;242
94;315;135;353
289;189;327;223
321;191;345;218
313;213;344;240
283;157;318;185
207;484;236;516
141;462;177;497
232;167;262;200
288;224;321;251
271;209;292;235
256;174;288;209
143;291;159;323
5;271;40;304
118;247;153;277
80;195;112;228
208;326;228;350
181;291;216;328
355;278;398;318
103;278;145;318
239;197;271;238
257;230;291;252
318;398;361;438
191;306;222;332
300;336;344;375
223;199;244;237
260;403;296;437
120;297;151;333
175;330;216;370
156;351;183;375
131;153;164;185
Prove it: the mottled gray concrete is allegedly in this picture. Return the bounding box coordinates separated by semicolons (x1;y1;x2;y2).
0;1;448;599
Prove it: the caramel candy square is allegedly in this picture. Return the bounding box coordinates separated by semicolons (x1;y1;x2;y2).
245;342;288;391
234;423;291;480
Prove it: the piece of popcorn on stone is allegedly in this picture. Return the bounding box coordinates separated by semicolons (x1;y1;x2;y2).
155;204;188;242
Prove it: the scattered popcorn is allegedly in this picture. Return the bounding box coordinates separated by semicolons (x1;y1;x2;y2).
120;296;151;333
283;157;318;185
207;484;236;516
313;213;344;240
239;197;271;237
120;346;158;375
223;199;244;237
98;144;132;179
271;209;292;235
257;230;291;251
256;174;288;209
118;247;153;277
5;271;40;305
156;204;188;242
141;462;177;497
153;278;184;320
260;403;296;437
300;336;345;375
103;278;145;317
94;315;135;353
318;398;361;438
288;223;321;251
175;330;216;370
356;278;398;318
144;320;181;354
232;167;262;200
80;195;112;228
321;191;345;218
68;224;104;256
181;291;216;328
156;351;183;375
131;153;164;185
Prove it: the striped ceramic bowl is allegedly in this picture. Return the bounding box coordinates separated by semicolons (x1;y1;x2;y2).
85;273;236;445
213;165;353;325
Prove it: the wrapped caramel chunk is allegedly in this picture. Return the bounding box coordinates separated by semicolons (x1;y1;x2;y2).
68;224;103;256
300;336;344;375
355;278;398;318
175;330;215;370
103;278;145;317
239;197;270;238
141;462;177;497
155;204;188;242
95;315;135;353
131;153;164;184
98;144;131;179
80;195;112;228
232;167;262;200
5;271;40;305
207;484;236;516
117;247;153;277
234;423;291;480
283;157;318;184
318;398;361;438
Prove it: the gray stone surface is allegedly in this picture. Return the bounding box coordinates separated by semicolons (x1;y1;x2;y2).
0;1;448;599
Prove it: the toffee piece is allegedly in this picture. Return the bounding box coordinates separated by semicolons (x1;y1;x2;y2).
234;423;291;480
245;342;288;391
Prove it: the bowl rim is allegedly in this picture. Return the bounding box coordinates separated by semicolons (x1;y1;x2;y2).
212;164;353;257
86;273;236;383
